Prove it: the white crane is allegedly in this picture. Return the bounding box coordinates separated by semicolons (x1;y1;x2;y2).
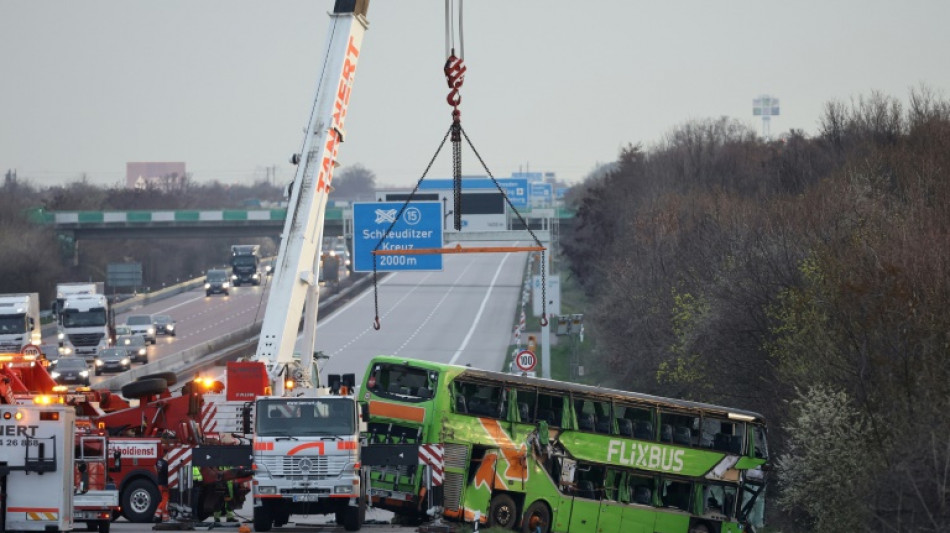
252;0;370;396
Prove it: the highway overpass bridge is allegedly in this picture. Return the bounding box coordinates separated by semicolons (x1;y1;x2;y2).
28;206;573;241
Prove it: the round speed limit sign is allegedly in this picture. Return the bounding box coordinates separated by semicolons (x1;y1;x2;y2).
515;350;537;372
21;344;43;358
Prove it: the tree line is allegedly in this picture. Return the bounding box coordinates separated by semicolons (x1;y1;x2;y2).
0;166;376;308
561;87;950;531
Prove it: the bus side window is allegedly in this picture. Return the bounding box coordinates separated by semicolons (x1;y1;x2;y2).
627;474;654;506
537;392;564;427
457;381;505;419
660;411;700;447
659;478;691;511
513;388;537;424
572;396;611;434
752;425;769;460
615;403;654;439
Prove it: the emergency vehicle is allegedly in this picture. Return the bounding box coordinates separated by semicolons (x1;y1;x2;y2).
0;404;75;532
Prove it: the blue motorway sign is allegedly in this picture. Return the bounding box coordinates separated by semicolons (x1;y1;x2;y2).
352;201;443;272
556;187;568;200
418;177;528;208
530;182;553;205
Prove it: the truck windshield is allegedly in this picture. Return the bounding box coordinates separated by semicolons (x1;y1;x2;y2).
0;315;25;333
232;256;257;266
61;308;107;327
256;399;355;436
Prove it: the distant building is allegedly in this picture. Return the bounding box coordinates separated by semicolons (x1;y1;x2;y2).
126;162;187;190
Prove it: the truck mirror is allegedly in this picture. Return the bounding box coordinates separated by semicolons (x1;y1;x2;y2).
360;403;369;421
111;450;122;472
327;374;341;394
342;373;356;390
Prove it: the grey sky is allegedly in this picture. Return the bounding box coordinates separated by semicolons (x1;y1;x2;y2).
2;1;949;189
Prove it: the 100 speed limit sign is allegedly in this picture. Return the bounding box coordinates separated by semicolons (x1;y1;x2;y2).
515;350;537;372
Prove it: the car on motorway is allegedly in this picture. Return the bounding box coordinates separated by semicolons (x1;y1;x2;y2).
114;324;133;337
205;269;230;296
124;314;157;345
152;314;176;337
94;347;131;375
49;357;91;386
116;334;148;364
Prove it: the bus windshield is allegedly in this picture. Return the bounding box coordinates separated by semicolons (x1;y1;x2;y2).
256;399;354;436
365;362;439;402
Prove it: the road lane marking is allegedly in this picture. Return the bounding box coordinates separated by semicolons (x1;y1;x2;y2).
449;251;513;365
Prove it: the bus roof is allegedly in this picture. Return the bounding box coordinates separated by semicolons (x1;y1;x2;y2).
367;355;766;423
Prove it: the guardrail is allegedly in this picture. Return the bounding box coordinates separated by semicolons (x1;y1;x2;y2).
97;272;378;391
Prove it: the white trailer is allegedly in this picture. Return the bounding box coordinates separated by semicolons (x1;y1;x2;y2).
52;282;104;317
0;293;41;352
0;404;75;532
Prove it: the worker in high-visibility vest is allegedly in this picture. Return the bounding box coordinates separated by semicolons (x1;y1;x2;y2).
214;468;236;523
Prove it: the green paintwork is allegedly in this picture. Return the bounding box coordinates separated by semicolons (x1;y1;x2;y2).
361;356;765;532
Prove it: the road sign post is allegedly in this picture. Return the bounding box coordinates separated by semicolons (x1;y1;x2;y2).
514;349;537;373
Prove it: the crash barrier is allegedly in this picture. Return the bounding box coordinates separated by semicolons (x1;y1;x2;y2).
97;272;378;391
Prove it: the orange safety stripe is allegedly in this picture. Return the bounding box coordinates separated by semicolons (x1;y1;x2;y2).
369;401;426;423
10;507;58;513
374;244;545;256
286;442;325;456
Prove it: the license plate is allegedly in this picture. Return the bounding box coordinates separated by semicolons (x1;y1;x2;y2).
293;494;320;502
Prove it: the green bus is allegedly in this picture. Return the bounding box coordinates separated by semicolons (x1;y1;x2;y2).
359;356;768;533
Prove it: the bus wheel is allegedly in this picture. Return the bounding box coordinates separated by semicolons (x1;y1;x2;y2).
489;494;518;529
521;501;551;533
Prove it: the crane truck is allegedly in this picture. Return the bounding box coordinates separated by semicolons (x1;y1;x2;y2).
204;1;373;531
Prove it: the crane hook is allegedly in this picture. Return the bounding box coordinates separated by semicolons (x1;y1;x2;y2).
373;316;381;331
539;314;549;327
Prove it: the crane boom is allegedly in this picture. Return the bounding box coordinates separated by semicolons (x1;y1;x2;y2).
254;0;369;395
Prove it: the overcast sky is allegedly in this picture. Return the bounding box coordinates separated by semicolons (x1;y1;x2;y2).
3;1;949;189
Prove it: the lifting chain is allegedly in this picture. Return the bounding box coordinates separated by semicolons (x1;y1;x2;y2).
445;53;465;231
372;0;548;328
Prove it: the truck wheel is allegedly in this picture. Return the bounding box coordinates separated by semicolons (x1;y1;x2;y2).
121;478;160;523
137;372;178;387
253;505;273;532
343;498;365;531
97;520;110;533
121;378;167;399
